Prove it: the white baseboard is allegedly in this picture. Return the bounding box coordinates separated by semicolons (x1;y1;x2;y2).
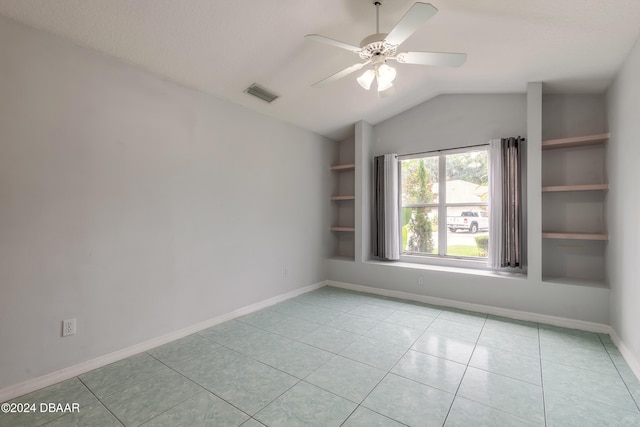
328;280;612;333
0;281;327;403
609;329;640;383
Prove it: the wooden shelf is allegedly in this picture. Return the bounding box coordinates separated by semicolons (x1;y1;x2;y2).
542;232;608;241
541;133;609;150
330;226;355;232
330;164;355;171
542;184;609;192
331;195;355;201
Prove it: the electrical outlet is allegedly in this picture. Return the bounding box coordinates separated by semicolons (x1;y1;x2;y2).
418;275;424;285
284;266;289;279
62;318;76;337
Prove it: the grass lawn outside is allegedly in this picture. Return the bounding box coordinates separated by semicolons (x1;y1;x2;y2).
446;245;485;258
402;245;486;258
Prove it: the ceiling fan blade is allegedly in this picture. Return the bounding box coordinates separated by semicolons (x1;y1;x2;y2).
385;3;438;46
395;51;467;67
305;34;361;53
312;62;370;88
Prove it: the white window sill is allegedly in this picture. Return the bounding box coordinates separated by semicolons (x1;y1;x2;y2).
364;258;527;281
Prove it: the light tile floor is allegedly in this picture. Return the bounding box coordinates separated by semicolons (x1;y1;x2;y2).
3;286;640;426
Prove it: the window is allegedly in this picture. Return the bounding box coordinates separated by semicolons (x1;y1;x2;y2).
400;147;489;262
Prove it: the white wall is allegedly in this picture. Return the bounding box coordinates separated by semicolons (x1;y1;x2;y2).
606;37;640;365
542;94;608;141
328;93;611;325
355;121;373;263
372;94;527;157
0;16;335;390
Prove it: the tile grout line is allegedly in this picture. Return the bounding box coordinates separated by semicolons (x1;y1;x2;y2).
77;354;172;402
300;302;439;426
252;377;305;422
440;313;487;426
541;331;640;415
340;372;410;427
537;323;548;427
76;376;126;427
236;298;400;424
309;305;404;425
598;334;640;413
135;389;212;426
256;300;385;420
259;300;389;424
441;316;547;424
196;328;319;383
345;311;429;425
144;352;254;423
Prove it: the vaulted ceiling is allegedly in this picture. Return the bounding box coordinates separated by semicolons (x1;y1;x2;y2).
1;0;639;140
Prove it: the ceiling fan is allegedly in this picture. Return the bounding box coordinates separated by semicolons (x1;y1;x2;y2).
306;1;466;94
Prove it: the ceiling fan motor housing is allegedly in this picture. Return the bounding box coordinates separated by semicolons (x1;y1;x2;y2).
359;33;396;62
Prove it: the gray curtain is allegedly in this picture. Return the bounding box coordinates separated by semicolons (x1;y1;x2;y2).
373;154;400;260
493;137;523;268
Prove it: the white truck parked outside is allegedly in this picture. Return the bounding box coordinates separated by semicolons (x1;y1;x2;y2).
447;210;489;234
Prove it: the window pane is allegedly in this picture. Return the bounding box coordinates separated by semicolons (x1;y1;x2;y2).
445;151;489;203
445;150;489;258
446;206;489;258
399;148;490;262
402;207;438;255
401;157;439;205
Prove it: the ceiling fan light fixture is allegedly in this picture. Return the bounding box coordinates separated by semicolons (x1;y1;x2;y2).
376;63;396;92
357;69;376;90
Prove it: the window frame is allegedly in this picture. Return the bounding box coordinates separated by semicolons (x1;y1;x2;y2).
398;145;490;269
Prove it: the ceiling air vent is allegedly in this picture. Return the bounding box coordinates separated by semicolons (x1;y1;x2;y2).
244;83;279;103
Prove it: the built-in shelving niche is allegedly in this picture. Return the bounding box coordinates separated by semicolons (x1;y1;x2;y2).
330;137;355;260
541;94;608;287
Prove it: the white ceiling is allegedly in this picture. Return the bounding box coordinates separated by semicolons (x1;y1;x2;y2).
1;0;639;141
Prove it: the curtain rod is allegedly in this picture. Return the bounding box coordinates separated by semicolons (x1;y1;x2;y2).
399;142;489;158
398;137;526;159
